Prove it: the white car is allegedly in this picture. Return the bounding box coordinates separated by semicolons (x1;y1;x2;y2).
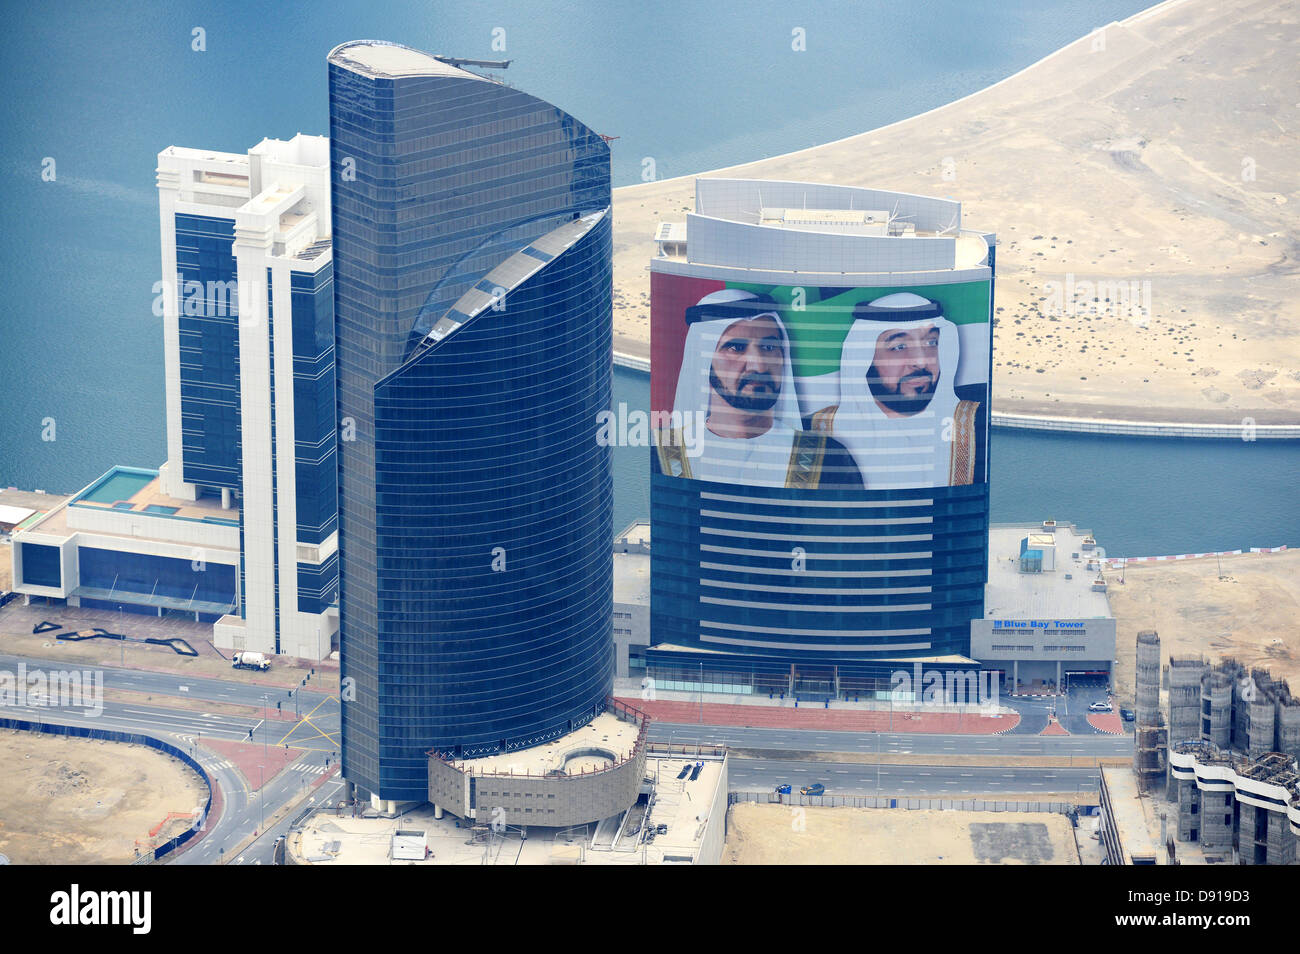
1088;701;1112;713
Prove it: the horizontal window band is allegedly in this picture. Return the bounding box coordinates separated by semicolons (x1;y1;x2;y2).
702;620;932;638
701;596;932;612
700;510;932;527
701;579;932;596
699;562;932;578
699;633;933;653
700;544;933;561
700;492;935;509
701;527;933;544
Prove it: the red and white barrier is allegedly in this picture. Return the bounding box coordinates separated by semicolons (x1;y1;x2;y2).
1101;545;1286;570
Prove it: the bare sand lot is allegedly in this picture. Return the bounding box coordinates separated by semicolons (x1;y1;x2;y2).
0;730;206;864
724;803;1078;864
612;0;1300;424
1108;549;1300;702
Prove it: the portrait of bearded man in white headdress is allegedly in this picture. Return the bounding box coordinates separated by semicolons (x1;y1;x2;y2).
807;292;985;489
655;289;861;490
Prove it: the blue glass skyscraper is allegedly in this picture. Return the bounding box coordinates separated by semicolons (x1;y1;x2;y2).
646;180;995;699
328;41;614;804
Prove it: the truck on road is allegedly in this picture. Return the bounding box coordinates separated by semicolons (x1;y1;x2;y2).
231;651;270;671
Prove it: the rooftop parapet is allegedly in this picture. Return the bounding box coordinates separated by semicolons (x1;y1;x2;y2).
655;178;991;276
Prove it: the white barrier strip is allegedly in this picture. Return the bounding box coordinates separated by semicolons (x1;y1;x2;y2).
1100;545;1286;569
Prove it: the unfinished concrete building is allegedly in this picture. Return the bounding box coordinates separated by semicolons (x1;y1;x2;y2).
1166;657;1300;760
1230;666;1275;758
1167;741;1300;865
1135;718;1168;795
1133;631;1167;793
1165;655;1206;793
1222;663;1300;759
1135;631;1161;725
1201;670;1233;748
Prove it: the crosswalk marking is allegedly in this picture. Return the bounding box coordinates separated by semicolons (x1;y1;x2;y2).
290;763;326;775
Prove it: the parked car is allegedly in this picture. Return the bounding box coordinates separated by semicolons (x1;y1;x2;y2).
800;783;825;796
774;784;791;795
1088;701;1113;713
1120;708;1136;722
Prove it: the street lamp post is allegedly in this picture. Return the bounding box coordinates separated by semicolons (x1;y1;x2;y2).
258;764;264;833
876;729;881;797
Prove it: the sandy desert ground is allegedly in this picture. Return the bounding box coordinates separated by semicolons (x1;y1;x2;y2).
724;802;1078;864
0;731;206;864
1108;548;1300;703
612;0;1299;425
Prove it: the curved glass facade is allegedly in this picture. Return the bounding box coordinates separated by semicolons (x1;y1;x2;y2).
646;182;995;691
329;42;613;801
651;475;988;664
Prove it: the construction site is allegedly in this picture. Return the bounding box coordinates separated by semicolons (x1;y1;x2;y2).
287;750;729;865
1106;628;1300;865
1108;549;1300;705
0;729;207;864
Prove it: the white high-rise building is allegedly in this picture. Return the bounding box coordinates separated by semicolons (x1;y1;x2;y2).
156;135;338;660
10;135;338;662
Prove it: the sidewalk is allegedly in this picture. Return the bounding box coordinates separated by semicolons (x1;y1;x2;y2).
614;679;1010;715
619;697;1019;734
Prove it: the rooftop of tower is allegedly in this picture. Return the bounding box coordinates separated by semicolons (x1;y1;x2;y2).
984;522;1112;621
327;40;488;82
651;178;992;275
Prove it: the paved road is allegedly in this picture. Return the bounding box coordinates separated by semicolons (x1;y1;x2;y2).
0;649;1117;862
649;722;1132;757
1;693;338;749
0;651;333;713
230;777;347;865
179;754;337;866
729;759;1099;797
1059;683;1121;735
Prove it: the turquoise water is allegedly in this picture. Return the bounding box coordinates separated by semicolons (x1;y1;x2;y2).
0;0;1294;556
77;470;154;504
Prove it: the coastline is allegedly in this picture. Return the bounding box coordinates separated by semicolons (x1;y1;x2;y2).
607;0;1300;429
610;352;1299;439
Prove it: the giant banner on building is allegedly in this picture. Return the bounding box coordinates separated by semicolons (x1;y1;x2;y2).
651;273;992;490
